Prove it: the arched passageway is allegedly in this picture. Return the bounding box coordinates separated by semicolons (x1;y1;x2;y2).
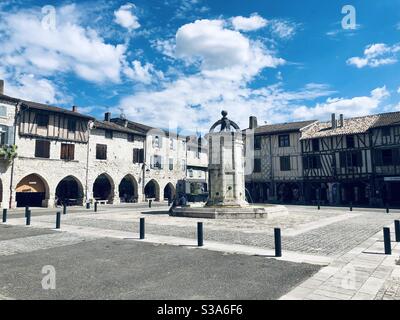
144;179;160;201
16;174;49;207
55;176;84;206
93;174;115;203
119;175;138;203
163;183;176;202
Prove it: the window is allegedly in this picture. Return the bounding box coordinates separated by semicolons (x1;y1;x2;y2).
279;135;290;148
0;106;7;117
280;156;291;171
303;155;321;169
189;169;194;178
169;158;174;171
151;155;162;169
339;151;362;168
382;149;393;166
0;126;6;145
254;158;262;173
152;135;161;148
127;134;135;142
133;148;144;164
96;144;107;160
311;139;320;151
35;140;50;158
60;144;75;161
254;136;262;150
37;114;49;127
382;127;391;137
346;135;355;148
105;130;113;139
67;119;76;132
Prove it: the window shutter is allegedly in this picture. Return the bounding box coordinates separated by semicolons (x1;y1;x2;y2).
6;126;14;145
139;149;144;163
69;144;75;160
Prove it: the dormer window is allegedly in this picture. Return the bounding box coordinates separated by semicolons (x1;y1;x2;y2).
37;114;49;128
153;135;161;148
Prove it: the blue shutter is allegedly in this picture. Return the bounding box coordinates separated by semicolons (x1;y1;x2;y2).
7;126;15;145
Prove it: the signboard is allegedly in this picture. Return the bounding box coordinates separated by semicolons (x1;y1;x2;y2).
384;177;400;182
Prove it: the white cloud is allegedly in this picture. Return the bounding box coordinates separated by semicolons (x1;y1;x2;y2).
347;43;400;68
269;19;298;39
3;74;67;105
175;19;284;80
123;60;164;84
231;14;267;32
291;86;390;119
0;5;127;84
114;3;140;31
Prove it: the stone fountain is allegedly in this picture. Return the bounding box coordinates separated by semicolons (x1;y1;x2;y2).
171;111;288;219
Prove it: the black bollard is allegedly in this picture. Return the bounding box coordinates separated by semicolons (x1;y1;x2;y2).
383;227;392;255
63;204;67;215
197;222;204;247
149;199;152;208
86;202;90;209
25;206;29;218
386;206;390;214
94;202;98;213
274;228;282;257
56;212;61;229
26;210;31;226
2;208;7;223
140;218;145;240
350;202;353;212
395;220;400;243
317;201;320;210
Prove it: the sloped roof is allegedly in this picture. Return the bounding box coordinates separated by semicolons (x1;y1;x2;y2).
111;118;154;134
300;115;380;140
371;111;400;128
0;94;94;120
252;120;317;135
93;120;145;136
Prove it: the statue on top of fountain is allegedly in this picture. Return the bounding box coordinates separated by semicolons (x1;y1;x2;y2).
209;110;240;133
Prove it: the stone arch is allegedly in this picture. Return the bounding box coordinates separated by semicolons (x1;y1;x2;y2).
163;182;176;202
55;176;84;206
93;173;115;204
277;182;300;203
144;179;160;201
119;174;139;203
16;173;50;207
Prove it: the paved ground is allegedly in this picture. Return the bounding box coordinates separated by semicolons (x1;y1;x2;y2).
0;225;319;300
1;203;400;300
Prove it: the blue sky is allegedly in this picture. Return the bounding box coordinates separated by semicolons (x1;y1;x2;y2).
0;0;400;133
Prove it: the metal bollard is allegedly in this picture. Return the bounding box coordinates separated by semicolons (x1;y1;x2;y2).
386;207;390;214
94;202;98;213
56;212;61;229
86;202;90;209
25;206;29;218
140;218;145;240
274;228;282;257
395;220;400;243
197;222;204;247
2;209;7;223
317;201;320;210
383;227;392;255
350;202;353;212
63;204;67;215
26;210;31;226
149;200;152;208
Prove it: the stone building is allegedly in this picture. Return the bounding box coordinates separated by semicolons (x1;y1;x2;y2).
244;116;316;203
180;135;208;201
0;91;94;208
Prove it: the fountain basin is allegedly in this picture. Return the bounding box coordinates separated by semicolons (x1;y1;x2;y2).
170;204;288;219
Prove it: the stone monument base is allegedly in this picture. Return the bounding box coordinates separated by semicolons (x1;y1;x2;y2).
170;204;288;219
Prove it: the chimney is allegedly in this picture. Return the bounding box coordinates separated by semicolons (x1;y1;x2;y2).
124;119;128;127
0;80;4;95
72;105;78;112
331;113;337;129
339;114;344;127
104;112;111;122
249;116;258;130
